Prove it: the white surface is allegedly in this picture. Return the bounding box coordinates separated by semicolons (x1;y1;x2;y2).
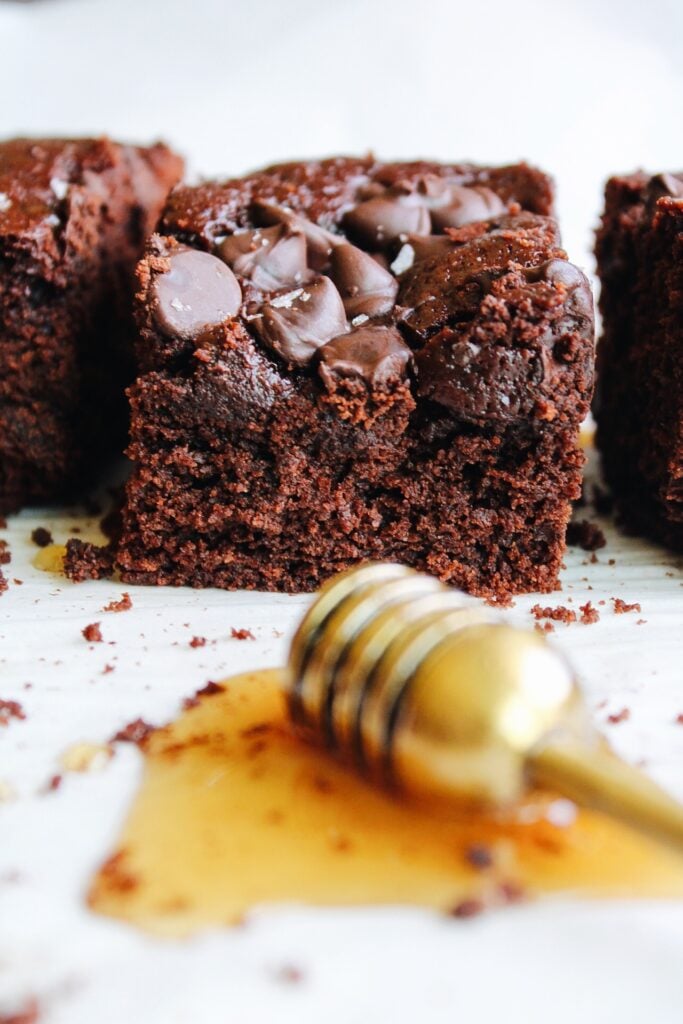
1;0;683;1020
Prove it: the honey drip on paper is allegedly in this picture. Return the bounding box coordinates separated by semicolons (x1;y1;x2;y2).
89;671;683;936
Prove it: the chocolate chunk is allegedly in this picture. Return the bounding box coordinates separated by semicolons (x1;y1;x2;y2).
342;195;431;249
328;243;399;318
252;276;348;367
152;246;242;339
525;259;593;321
218;225;310;290
318;324;411;389
430;185;507;230
251;200;340;271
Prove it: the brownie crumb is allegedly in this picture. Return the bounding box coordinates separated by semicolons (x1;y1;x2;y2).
103;592;132;613
579;601;600;625
0;539;10;564
607;707;630;725
612;597;642;614
464;844;493;870
102;663;115;674
450;897;485;919
30;527;53;548
675;714;683;725
0;699;26;726
82;622;103;643
566;519;606;552
64;539;114;582
0;997;40;1024
181;695;200;710
112;718;155;745
189;636;207;648
274;965;305;985
498;880;527;905
0;571;8;596
231;627;255;640
196;680;225;697
46;774;62;792
531;603;576;625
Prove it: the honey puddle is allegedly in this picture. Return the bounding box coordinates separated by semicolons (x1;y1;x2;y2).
89;671;683;936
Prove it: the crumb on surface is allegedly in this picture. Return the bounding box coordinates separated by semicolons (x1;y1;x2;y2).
273;964;305;985
0;699;26;726
231;627;255;640
111;718;155;745
449;897;485;919
189;636;206;648
103;592;132;613
531;603;576;624
566;519;606;551
0;539;10;564
0;996;40;1024
82;622;103;643
579;600;600;625
64;539;114;582
30;527;53;548
196;680;225;697
612;597;641;614
607;707;630;725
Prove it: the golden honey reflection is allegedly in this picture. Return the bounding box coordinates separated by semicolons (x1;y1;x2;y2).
89;671;683;937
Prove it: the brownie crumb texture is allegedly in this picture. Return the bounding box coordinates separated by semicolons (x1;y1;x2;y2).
595;171;683;549
0;137;183;515
111;718;155;745
64;539;114;582
82;622;103;643
231;627;256;640
110;156;594;599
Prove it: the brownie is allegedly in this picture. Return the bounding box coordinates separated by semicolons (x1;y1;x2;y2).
595;171;683;548
0;137;183;513
106;156;593;597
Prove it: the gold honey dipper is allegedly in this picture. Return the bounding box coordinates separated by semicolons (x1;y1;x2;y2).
286;562;683;851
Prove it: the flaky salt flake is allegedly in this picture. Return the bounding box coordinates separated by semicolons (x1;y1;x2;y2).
0;192;12;212
170;297;191;312
351;314;370;327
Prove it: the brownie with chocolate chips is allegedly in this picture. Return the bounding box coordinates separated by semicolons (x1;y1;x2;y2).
0;137;183;513
595;171;683;549
109;156;594;596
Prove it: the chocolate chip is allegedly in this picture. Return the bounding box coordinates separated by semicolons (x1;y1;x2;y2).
525;260;593;321
430;185;506;231
218;226;310;291
251;201;340;271
252;276;348;367
152;246;242;339
318;324;411;390
328;243;398;318
342;194;431;249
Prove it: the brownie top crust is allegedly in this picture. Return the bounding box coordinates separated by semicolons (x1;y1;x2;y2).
138;156;593;427
0;137;182;277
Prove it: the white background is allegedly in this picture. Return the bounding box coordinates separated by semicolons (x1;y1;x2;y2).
1;1;683;1021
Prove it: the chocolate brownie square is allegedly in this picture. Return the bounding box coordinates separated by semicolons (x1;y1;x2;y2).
110;157;593;597
595;171;683;549
0;137;183;513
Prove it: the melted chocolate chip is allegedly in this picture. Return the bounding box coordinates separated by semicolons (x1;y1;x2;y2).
252;276;348;367
319;324;412;389
524;260;593;321
328;243;399;318
430;185;507;231
152;246;242;339
342;194;431;249
218;226;310;290
251;200;340;271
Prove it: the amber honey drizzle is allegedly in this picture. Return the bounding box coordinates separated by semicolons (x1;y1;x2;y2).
89;670;683;936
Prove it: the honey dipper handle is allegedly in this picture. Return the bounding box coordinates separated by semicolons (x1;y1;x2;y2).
530;739;683;854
